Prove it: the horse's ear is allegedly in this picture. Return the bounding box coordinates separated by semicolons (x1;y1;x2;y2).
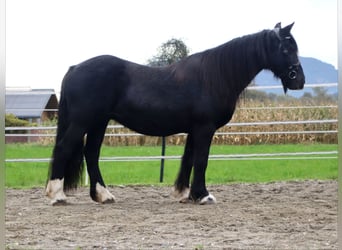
274;22;281;29
282;22;295;34
274;22;282;40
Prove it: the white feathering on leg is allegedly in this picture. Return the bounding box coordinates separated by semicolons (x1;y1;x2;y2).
46;178;67;205
199;193;217;205
172;187;191;203
95;183;115;203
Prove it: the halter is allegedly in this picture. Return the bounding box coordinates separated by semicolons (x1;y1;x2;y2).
287;61;300;80
274;29;300;80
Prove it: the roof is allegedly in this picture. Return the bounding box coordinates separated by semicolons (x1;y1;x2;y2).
5;89;58;119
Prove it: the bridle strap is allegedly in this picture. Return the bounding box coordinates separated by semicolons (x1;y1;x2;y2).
282;61;300;80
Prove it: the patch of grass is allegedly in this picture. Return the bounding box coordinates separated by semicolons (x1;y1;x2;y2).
5;143;338;188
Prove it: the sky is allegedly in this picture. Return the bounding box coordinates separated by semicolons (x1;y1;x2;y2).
6;0;338;92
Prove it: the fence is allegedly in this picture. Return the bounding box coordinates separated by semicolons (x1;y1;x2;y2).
4;119;338;136
5;83;338;182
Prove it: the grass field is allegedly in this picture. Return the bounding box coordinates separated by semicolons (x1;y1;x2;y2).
5;143;338;188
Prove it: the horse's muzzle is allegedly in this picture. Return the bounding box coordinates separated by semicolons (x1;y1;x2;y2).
282;65;305;93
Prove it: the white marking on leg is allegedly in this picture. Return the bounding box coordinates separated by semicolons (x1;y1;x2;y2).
198;193;217;205
172;187;191;203
95;183;115;203
45;179;67;205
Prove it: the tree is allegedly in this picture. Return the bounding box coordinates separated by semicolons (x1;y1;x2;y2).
5;113;33;127
147;38;190;66
312;87;330;101
302;92;313;99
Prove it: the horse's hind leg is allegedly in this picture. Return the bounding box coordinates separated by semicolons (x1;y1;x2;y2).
174;134;194;202
84;121;115;203
46;123;86;205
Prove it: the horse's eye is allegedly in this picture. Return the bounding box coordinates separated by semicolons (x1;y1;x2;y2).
283;49;289;54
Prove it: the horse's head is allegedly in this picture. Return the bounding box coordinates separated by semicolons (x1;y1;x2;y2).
269;22;305;93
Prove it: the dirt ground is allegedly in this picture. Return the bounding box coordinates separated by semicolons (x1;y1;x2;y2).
6;180;337;249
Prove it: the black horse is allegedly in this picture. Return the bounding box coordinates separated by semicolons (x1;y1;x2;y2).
46;23;305;205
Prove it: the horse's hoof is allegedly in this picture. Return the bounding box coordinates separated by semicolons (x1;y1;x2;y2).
101;197;115;204
46;179;67;205
172;187;190;203
179;197;193;204
95;183;116;204
198;193;217;205
52;199;68;206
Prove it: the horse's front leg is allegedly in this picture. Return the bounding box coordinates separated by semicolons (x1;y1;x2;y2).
85;122;115;203
190;124;217;205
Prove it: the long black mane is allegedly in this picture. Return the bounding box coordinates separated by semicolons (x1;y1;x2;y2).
198;30;277;95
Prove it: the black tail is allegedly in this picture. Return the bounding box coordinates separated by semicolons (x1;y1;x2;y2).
47;66;85;190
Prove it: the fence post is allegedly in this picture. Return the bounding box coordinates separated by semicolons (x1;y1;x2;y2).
159;136;166;183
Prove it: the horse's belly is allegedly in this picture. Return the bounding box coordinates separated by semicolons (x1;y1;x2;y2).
112;112;189;137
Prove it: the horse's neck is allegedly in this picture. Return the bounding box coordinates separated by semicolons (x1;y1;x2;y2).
220;31;271;95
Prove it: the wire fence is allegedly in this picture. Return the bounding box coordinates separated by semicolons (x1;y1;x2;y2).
5;107;338;163
4;119;338;136
5;151;338;163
